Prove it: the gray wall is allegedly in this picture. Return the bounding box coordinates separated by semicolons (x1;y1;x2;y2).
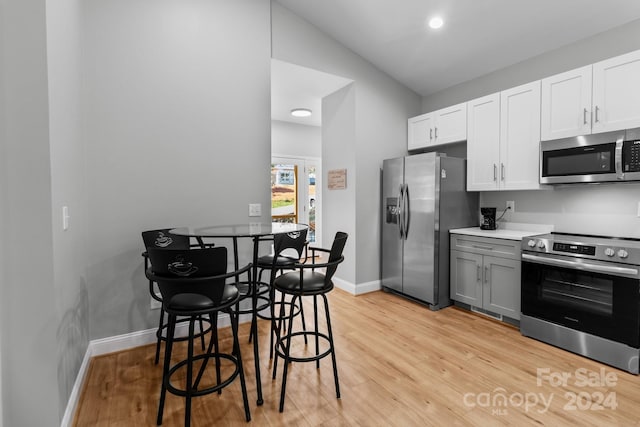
422;18;640;238
322;84;357;282
1;0;61;425
82;0;272;340
271;120;321;158
272;2;422;286
2;1;272;425
47;0;89;417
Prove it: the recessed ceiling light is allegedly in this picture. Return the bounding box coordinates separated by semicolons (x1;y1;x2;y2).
428;16;444;29
290;108;312;117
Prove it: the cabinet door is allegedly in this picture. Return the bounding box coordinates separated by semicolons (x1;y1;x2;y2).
592;49;640;133
450;250;483;306
408;113;434;150
500;81;541;190
434;103;467;144
467;93;500;191
540;65;592;141
482;255;521;320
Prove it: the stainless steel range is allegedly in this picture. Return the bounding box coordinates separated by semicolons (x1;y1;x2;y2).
520;232;640;374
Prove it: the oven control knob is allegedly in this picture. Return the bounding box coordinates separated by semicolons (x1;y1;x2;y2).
605;248;615;257
527;240;536;248
618;249;629;259
537;241;545;249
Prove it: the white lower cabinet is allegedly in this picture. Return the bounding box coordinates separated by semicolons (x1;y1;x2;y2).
450;234;521;320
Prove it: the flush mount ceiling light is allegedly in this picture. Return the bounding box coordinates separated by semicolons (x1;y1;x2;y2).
290;108;312;117
428;16;444;29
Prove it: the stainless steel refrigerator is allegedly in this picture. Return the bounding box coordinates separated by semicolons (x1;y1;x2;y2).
381;152;478;309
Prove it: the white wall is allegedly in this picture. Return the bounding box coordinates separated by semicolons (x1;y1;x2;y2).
422;19;640;238
82;0;272;340
1;0;60;425
271;120;321;158
272;2;421;286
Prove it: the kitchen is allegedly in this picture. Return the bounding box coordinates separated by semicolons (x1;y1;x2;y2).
3;1;640;426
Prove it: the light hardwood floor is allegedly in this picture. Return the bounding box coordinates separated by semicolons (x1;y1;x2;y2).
74;289;640;426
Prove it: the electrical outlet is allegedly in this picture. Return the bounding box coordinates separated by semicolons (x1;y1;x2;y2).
506;201;515;212
249;203;262;217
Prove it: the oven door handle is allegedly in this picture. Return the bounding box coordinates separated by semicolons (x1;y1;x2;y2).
522;253;639;278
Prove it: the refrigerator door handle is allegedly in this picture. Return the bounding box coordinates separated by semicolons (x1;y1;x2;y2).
403;184;411;239
398;185;404;239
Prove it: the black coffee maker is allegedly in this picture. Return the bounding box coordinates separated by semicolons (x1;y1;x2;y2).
480;207;497;230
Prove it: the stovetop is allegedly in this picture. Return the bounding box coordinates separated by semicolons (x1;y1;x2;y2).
522;232;640;266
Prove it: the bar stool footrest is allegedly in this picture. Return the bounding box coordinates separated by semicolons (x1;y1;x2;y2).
166;353;240;398
275;331;332;363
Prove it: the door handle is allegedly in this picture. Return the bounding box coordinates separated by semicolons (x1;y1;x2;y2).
430;128;433;140
477;265;481;281
595;105;600;123
434;127;438;139
398;185;404;239
583;108;588;125
493;164;497;181
403;184;411;238
484;265;489;283
501;163;505;181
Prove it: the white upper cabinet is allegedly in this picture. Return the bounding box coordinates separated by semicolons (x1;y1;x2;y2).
541;49;640;140
467;82;541;191
467;93;500;191
540;66;592;141
407;103;466;150
592;50;640;133
500;81;541;190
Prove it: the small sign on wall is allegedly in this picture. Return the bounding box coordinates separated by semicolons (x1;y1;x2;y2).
328;169;347;190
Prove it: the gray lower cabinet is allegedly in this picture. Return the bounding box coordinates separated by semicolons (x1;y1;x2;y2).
450;234;521;320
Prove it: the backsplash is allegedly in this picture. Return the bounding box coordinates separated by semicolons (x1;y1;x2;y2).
480;182;640;238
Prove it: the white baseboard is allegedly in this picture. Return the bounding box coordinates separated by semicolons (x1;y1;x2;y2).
334;277;381;295
60;312;251;427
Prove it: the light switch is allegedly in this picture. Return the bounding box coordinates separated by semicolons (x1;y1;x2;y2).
62;206;70;230
249;203;262;217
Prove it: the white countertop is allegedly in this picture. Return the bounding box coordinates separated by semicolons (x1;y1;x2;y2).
450;223;553;241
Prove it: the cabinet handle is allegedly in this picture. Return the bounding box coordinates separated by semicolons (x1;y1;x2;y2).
477;264;481;281
501;163;505;181
485;265;489;283
583;108;588;125
493;164;497;181
472;244;493;251
595;106;600;123
430;128;433;140
435;127;438;139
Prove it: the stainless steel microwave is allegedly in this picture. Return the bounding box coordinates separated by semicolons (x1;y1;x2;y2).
540;127;640;184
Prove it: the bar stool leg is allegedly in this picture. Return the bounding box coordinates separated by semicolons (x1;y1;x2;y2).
278;294;298;412
185;317;196;427
323;294;340;398
314;295;319;368
154;309;165;365
157;314;176;425
230;309;251;422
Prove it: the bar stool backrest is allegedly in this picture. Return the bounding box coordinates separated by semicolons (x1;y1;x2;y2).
142;228;190;250
273;229;308;262
147;247;228;306
324;232;348;285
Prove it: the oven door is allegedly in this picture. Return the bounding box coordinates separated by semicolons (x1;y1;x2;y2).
522;253;640;347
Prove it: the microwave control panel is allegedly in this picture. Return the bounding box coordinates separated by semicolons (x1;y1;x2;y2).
623;140;640;172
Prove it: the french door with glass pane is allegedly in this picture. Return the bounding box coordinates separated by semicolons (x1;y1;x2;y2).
271;157;321;246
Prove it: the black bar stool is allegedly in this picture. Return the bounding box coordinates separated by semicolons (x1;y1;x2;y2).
272;231;348;412
146;247;251;426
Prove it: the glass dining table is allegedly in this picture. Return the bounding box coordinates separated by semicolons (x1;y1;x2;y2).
170;222;309;406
